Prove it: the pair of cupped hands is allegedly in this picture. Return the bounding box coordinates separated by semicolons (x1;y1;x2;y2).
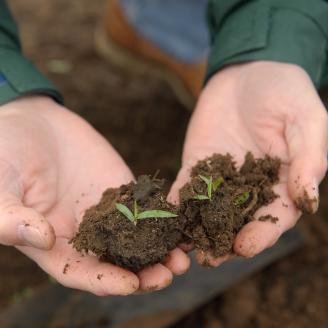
0;61;327;296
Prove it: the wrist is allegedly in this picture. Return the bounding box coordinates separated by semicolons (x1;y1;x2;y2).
207;61;314;93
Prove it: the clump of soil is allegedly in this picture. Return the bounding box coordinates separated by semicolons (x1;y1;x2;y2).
72;175;184;272
72;152;281;272
179;152;281;257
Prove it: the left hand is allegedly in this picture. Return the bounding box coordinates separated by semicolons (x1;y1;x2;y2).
168;61;328;266
0;95;189;295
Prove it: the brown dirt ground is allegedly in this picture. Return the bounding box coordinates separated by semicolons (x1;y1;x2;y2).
1;1;328;327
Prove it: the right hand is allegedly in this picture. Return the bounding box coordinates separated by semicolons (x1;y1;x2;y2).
169;61;328;266
0;95;190;295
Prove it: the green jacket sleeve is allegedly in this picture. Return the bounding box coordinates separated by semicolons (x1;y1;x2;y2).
0;1;63;105
206;0;328;88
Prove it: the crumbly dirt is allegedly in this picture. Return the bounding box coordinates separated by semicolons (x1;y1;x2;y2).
258;214;279;223
179;152;280;257
72;176;184;272
73;153;280;271
295;189;318;215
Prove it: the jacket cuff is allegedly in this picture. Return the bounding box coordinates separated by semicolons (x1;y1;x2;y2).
206;0;328;88
0;48;63;105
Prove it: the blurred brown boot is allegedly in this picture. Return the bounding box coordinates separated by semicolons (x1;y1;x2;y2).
95;0;206;109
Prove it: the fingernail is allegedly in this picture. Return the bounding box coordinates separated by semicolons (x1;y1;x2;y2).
18;224;48;249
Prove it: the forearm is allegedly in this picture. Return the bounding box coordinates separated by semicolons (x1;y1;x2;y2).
0;1;62;105
206;0;328;88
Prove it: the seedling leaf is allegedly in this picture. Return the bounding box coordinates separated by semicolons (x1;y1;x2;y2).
199;175;213;200
138;210;178;220
194;194;210;200
213;176;223;192
199;175;211;185
133;200;138;219
234;192;250;206
116;203;135;223
208;176;213;200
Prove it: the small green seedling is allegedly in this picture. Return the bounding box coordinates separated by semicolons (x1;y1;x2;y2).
234;191;250;206
194;175;223;201
115;200;178;225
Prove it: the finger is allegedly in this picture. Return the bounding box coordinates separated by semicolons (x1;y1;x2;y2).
286;104;328;214
234;183;300;257
18;237;139;296
162;248;190;275
137;264;173;292
196;250;233;267
0;193;55;249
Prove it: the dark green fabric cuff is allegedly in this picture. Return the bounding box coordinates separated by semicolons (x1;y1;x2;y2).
206;0;328;88
0;48;63;105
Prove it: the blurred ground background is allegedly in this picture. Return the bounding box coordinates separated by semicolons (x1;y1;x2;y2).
1;0;328;327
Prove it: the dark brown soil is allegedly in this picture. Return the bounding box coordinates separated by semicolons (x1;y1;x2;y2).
72;176;184;272
72;153;280;271
295;190;318;215
180;152;280;257
258;214;279;223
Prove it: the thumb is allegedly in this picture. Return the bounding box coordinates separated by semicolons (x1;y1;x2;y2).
167;165;193;205
286;104;328;214
0;192;55;249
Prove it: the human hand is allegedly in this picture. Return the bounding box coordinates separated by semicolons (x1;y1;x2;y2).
169;61;328;266
0;95;189;295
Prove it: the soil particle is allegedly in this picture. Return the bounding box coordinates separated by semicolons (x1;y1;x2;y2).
72;177;184;273
145;285;160;292
63;263;70;274
200;257;212;268
258;215;279;224
179;152;280;257
295;190;318;214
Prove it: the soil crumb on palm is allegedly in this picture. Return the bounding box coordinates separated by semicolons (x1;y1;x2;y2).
295;189;318;215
